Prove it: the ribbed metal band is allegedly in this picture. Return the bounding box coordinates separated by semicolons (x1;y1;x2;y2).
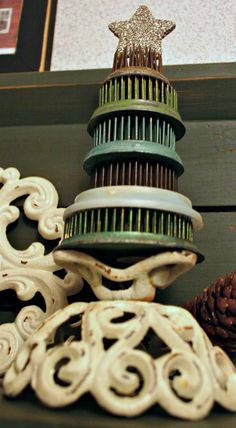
83;141;184;176
99;73;178;112
57;231;204;262
64;208;193;238
88;100;185;141
90;160;178;191
65;186;203;231
91;115;177;149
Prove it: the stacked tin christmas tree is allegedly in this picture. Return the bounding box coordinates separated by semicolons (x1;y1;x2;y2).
59;5;203;264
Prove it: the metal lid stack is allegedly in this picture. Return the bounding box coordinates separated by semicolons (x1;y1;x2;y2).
58;6;203;262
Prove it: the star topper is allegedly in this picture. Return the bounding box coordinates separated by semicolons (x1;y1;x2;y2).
109;5;175;56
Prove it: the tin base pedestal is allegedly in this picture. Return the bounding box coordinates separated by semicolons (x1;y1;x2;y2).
53;249;197;302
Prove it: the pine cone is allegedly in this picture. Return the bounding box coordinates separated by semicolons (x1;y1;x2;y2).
184;271;236;354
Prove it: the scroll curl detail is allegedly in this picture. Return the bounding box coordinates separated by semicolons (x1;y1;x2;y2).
54;250;197;302
4;301;236;420
0;167;82;375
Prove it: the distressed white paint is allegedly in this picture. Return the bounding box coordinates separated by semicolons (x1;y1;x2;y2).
4;301;236;419
51;0;236;71
54;250;197;301
0;167;82;375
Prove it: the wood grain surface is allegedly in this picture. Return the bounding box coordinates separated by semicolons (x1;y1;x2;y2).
0;63;236;126
1;120;235;207
1;389;236;428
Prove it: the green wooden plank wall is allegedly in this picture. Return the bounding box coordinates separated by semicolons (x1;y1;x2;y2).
0;63;236;427
0;63;235;309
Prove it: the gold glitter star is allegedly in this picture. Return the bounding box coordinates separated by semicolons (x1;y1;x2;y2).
109;5;175;56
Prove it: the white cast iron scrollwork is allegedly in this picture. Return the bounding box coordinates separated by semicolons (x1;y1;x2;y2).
54;249;197;301
3;301;236;420
0;167;82;375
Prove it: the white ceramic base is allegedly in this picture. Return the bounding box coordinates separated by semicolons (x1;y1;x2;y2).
4;300;236;420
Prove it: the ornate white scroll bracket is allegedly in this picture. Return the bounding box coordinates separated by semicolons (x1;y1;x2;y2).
54;249;197;301
3;301;236;420
0;167;82;375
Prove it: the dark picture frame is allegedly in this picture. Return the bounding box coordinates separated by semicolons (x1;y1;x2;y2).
0;0;23;55
0;0;57;72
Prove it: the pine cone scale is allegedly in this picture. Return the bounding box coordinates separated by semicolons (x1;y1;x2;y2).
216;296;229;312
183;270;236;354
228;299;236;315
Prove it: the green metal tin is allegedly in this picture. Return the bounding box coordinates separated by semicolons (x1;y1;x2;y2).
92;114;177;148
83;140;184;176
88;99;185;141
56;24;204;264
58;232;204;263
63;207;193;241
99;73;178;112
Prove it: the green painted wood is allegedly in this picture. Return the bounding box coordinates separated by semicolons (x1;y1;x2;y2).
0;124;91;208
165;62;236;80
0;63;236;126
179;120;236;207
0;62;235;87
174;77;236;122
1;389;236;428
0;312;15;324
0;121;235;208
158;212;236;306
